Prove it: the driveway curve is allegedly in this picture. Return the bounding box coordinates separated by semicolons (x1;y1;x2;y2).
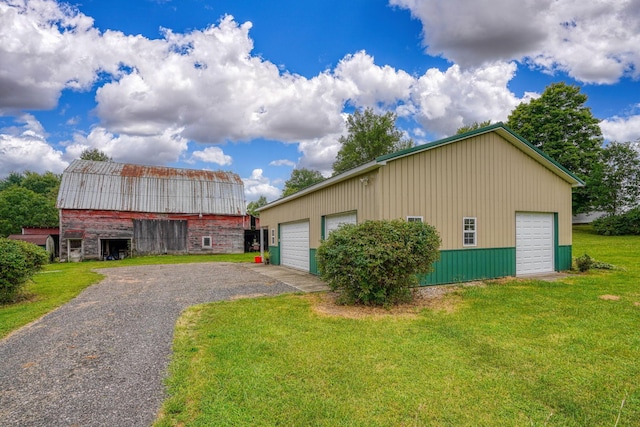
0;262;296;427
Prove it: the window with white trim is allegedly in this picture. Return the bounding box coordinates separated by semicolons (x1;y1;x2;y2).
271;228;275;245
202;236;212;248
463;217;477;246
407;216;423;223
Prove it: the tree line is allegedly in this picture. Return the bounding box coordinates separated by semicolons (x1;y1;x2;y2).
0;149;112;237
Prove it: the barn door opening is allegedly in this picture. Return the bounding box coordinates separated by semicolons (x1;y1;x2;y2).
100;239;131;260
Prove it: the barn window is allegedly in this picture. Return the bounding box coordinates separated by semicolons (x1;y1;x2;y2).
271;228;275;245
463;217;477;246
407;216;423;223
202;236;212;248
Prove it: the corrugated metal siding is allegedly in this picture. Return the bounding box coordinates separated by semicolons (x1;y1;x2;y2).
56;160;245;215
261;131;573;253
380;133;573;249
259;171;380;248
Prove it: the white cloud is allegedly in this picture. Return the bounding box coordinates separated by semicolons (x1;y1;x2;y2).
242;168;281;201
0;114;68;176
600;115;640;143
94;16;350;144
0;1;533;176
190;146;232;166
409;62;522;136
65;127;188;166
334;51;414;108
269;159;296;167
390;0;640;83
0;0;123;112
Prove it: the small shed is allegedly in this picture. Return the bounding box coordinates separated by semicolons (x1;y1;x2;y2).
56;160;246;261
258;123;584;284
7;234;56;261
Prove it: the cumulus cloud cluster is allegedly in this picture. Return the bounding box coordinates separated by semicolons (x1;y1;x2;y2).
0;0;639;188
391;0;640;84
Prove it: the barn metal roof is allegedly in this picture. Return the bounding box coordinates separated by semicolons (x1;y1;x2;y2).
56;160;246;215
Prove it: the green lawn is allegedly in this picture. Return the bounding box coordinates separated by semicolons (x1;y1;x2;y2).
0;253;255;339
156;227;640;426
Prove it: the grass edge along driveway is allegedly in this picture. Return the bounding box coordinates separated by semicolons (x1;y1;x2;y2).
0;253;255;339
155;227;640;426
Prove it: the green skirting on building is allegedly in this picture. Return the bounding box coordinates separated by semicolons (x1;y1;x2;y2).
420;245;573;286
309;248;318;275
273;245;573;284
419;247;516;285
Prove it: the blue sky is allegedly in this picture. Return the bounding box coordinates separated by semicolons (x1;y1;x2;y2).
1;0;639;201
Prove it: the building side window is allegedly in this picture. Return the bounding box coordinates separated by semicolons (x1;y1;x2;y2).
463;217;477;247
407;216;423;223
271;229;275;245
202;236;212;248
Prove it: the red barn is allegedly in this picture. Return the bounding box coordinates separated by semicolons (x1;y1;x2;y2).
56;160;246;261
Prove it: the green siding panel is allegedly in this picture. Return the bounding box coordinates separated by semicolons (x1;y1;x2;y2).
557;245;572;271
309;248;319;275
269;246;280;265
419;247;516;285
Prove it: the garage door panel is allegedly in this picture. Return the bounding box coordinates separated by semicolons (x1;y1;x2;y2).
280;221;309;271
516;213;554;275
325;212;357;237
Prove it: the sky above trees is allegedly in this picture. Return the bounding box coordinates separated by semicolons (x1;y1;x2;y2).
1;0;639;201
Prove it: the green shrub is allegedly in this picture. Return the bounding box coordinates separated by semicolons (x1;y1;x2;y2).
592;208;640;235
575;254;593;272
0;238;49;304
316;219;441;306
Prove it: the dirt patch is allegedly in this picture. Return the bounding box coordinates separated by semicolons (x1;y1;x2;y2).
308;285;469;319
599;294;621;301
230;293;268;300
633;302;640;307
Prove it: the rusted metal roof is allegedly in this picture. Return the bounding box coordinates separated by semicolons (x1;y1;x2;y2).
56;160;246;215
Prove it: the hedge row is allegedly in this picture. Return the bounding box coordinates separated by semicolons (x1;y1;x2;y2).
0;238;49;304
592;208;640;236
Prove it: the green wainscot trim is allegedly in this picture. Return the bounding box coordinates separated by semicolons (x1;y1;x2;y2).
557;245;572;271
269;246;280;265
419;247;516;286
309;248;319;275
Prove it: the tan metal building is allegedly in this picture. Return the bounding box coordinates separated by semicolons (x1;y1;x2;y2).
258;123;584;284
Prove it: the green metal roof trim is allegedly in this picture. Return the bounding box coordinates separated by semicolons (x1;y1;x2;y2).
376;122;585;187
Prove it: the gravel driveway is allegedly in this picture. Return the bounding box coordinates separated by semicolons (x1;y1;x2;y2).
0;262;296;427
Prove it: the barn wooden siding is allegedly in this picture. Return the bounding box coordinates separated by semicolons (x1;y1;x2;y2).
59;210;244;260
133;219;188;254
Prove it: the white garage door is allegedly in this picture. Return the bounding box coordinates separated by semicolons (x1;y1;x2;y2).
325;212;357;237
280;221;310;271
516;213;554;275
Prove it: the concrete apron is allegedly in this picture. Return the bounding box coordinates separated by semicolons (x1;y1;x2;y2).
245;263;569;293
244;263;330;292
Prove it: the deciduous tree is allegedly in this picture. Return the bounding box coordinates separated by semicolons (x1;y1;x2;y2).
247;195;268;216
0;186;58;237
333;108;413;175
80;148;112;162
456;120;493;134
588;142;640;216
507;82;603;213
282;169;324;197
